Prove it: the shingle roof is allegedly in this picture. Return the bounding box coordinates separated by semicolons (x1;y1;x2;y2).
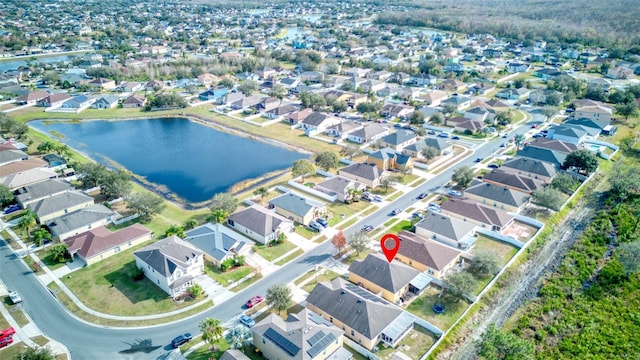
0;158;47;177
482;171;546;193
415;212;477;241
0;167;58;189
219;349;251;360
349;253;420;293
184;223;247;261
46;204;115;237
306;278;403;341
227;205;292;237
316;176;359;195
134;236;203;277
439;199;514;228
517;146;567;167
64;224;151;260
338;163;382;182
464;181;531;208
15;179;73;205
349;124;387;139
302;112;329;126
397;231;461;271
270;193;324;218
27;191;94;220
527;138;577;154
500;157;558;178
380;131;416;146
0;150;27;166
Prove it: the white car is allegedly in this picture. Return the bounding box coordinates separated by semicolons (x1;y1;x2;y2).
448;190;462;197
8;291;21;304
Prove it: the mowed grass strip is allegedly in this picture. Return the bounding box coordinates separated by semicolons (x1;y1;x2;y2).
253;240;297;262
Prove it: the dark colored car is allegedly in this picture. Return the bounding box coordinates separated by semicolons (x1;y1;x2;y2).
488;164;500;169
171;333;193;348
417;192;427;199
500;143;507;148
316;218;328;227
475;157;483;162
3;205;20;215
452;136;460;140
362;225;374;232
246;295;264;308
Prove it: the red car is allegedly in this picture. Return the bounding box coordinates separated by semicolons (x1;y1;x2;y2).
0;336;13;348
246;295;264;308
0;327;15;340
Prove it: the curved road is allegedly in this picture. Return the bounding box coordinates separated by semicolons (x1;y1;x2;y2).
0;121;537;359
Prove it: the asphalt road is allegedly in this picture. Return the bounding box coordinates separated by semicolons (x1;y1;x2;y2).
0;120;537;359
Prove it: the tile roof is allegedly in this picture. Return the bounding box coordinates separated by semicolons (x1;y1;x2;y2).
227;205;292;237
349;253;420;293
64;224;151;260
397;231;461;271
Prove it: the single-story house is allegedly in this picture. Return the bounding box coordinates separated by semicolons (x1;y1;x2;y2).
115;81;143;92
184;223;251;267
14;179;72;208
416;90;448;106
415;212;477;249
527;138;578;154
378;131;417;152
440;79;467;93
545;124;589;144
307;278;415;351
264;104;298;119
0;150;27;167
198;87;228;102
144;80;165;91
380;104;414;119
286;108;314;125
88;77;116;91
227;205;294;245
403;137;452;158
495;88;530;100
395;230;462;278
269;193;326;226
16;90;49;105
122;94;146;108
438;199;515;232
463;181;531;213
60;95;95;110
440;96;472;111
338;163;387;188
0;167;58;190
65;224;152;266
37;93;72;107
300;112;342;133
91;95;120;109
134;236;205;297
325;120;361;138
346;124;389;144
516;146;568;168
46;204;116;241
497;157;558;182
27;190;94;223
482;171;546;194
314;176;366;203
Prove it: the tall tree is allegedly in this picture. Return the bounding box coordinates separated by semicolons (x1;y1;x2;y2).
126;192;166;222
514;134;526;149
200;318;224;352
532;187;565;211
380;176;397;192
562;149;598;174
615;101;639;120
0;184;13;206
291;159;316;182
443;271;477;302
210;193;238;214
18;209;36;237
102;169;132;200
237;80;258;96
409;111;425;125
37;141;57;154
225;325;252;350
253;187;269;200
266;283;292;315
340;144;361;160
32;228;51;247
477;324;534;360
332;230;347;255
349;230;370;255
315;151;340;172
550;173;580;194
451;166;475;189
210;209;229;224
468;250;500;278
164;225;185;238
50;243;68;263
421;146;439;160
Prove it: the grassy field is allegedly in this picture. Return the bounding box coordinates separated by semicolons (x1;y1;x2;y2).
3;297;29;327
301;270;341;293
376;325;436;360
185;338;229;360
204;262;253;287
389;219;413;234
275;248;304;266
472;235;519;266
406;288;470;332
253;240;297;262
327;201;370;227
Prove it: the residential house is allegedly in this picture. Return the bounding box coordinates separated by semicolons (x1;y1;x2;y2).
184;223;251;267
115;81;142;92
88;77;116;91
402;137;452;158
533;68;563;80
367;148;413;171
495;88;530;101
16;90;49;105
306;278;414;351
449;117;486;134
231;95;264;111
380;104;414;119
265;104;299;120
269;193;326;226
134;236;205;297
198;87;228;102
338;163;387;188
301;112;342;133
565;117;609;133
414;212;477;249
144;80;165;91
545;124;589;144
517;146;568;168
606;66;634;79
506;62;530;73
252;308;348;360
46;204;116;241
443;62;465;73
287;108;314;125
0;157;48;178
527;138;578;154
342;67;371;78
0;167;58;190
197;73;219;87
91;95;120;109
471;83;496;95
498;157;558;182
325;121;361;139
220;350;250;360
440;79;467;93
255;67;276;80
60;95;95;110
314;176;366;203
37;93;72;107
346;124;388;144
236;72;260;82
299;71;325;83
417;90;448;106
359;79;386;93
475;61;497;73
227;205;293;245
482;171;546;194
464;107;496;123
372;70;393;81
278;77;300;89
27;190;94;223
348;253;423;304
378;131;417;152
122;94;146;108
395;230;462;278
439;199;515;232
571;105;613;122
483;100;510;110
0;150;27;166
463;181;531;213
14;179;73;208
440;96;472;111
65;224;152;266
588;78;613;92
259;97;280;112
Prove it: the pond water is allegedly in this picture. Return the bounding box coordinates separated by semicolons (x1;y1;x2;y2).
0;54;80;73
29;118;306;203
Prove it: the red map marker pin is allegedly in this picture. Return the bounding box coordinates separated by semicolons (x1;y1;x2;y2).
380;234;400;262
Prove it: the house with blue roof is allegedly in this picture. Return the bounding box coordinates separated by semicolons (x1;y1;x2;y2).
198;86;229;101
60;95;95;111
269;193;326;226
378;130;418;151
184;223;250;267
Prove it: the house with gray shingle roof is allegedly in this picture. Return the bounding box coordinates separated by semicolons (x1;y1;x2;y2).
516;146;567;168
498;157;558;181
0;150;27;167
346;124;389;144
134;236;204;296
348;253;423;304
438;199;515;232
403;137;452;157
252;308;348;360
482;171;546;194
325;120;361;138
306;278;414;351
396;231;462;278
546;124;590;144
65;224;152;266
15;179;73;207
0;167;58;190
338;163;387;188
28;190;94;223
300;112;341;132
378;131;417;151
46;204;116;241
184;223;250;266
464;181;531;213
219;349;250;360
227;205;293;245
415;212;477;249
314;176;365;203
269;193;326;226
92;95;120;109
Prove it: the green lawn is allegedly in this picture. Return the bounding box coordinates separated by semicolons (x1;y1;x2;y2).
376;325;436;360
406;288;470;331
204;262;253;287
342;250;371;266
472;235;519;267
390;220;413;234
253;240;297;262
387;191;403;201
384;219;398;228
2;297;29;327
275;248;304;266
61;240;199;316
186;338;230;360
35;247;68;271
327;201;370;227
293;224;316;240
302;270;341;293
294;269;318;286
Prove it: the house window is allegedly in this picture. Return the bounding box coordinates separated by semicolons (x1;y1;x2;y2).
228;220;234;226
351;330;355;336
128;241;132;246
330;317;333;323
157;280;160;284
114;246;121;253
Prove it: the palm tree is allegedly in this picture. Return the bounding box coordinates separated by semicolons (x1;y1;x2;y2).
253;187;268;200
514;134;526;149
210;209;229;224
18;209;37;237
200;318;224;352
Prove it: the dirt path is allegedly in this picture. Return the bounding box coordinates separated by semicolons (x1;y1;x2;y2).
441;178;605;360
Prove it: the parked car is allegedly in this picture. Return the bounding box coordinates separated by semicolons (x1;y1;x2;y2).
373;195;383;202
412;211;425;219
500;143;507;148
448;190;462;197
0;336;13;348
475;157;483;162
531;124;537;128
502;133;509;138
316;218;328;227
309;221;324;232
8;291;21;304
452;135;460;140
391;208;401;216
171;333;193;348
239;315;255;328
3;205;20;215
427;130;437;135
428;204;441;213
246;295;264;308
362;225;374;232
488;164;500;169
0;327;15;340
417;192;427;199
438;132;450;138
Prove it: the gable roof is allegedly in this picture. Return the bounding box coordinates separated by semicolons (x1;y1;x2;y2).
15;179;73;205
349;253;420;293
349;124;387;139
415;212;477;241
219;349;251;360
516;146;567;167
123;94;146;105
46;204;115;236
338;163;383;182
380;131;416;146
269;193;324;218
527;138;577;154
464;181;531;208
0;157;47;177
134;236;203;277
564;117;609;130
227;205;292;237
439;199;514;228
184;222;247;261
27;191;94;219
65;224;151;260
316;176;360;195
0;167;58;189
16;90;49;103
397;231;461;271
0;150;27;165
306;278;403;341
